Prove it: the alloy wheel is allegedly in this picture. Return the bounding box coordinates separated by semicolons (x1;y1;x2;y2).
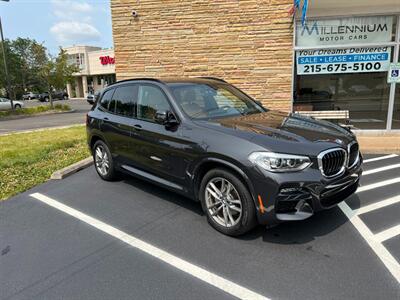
95;145;110;176
205;177;242;228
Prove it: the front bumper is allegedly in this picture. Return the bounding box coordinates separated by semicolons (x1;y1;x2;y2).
250;157;362;225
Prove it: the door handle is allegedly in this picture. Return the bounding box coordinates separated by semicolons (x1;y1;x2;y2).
103;117;109;121
133;124;142;130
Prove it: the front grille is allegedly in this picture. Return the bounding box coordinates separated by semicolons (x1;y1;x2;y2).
348;142;359;168
318;148;347;177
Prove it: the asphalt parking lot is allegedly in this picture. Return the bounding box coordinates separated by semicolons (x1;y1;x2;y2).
1;154;399;300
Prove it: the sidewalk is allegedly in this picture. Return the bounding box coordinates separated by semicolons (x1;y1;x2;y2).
355;132;400;154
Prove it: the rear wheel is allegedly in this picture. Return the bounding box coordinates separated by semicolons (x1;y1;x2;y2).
44;97;49;102
63;95;68;100
199;168;257;236
93;140;116;181
14;104;21;109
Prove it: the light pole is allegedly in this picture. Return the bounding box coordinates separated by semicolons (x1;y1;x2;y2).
0;0;13;109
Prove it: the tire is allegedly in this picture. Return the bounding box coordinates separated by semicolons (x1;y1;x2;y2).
14;104;21;109
28;97;31;100
45;97;49;102
92;140;117;181
63;95;68;100
199;168;257;236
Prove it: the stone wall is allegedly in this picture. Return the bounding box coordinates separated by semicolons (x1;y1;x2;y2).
111;0;294;111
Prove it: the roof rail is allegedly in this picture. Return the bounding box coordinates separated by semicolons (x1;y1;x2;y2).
108;78;165;86
197;77;227;83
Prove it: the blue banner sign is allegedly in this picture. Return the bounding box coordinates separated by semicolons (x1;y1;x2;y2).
297;47;391;75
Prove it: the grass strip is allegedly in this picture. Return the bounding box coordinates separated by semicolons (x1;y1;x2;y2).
0;125;90;201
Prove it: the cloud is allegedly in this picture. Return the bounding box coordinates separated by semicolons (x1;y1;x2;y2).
51;0;91;14
50;0;103;46
52;0;92;21
50;21;101;44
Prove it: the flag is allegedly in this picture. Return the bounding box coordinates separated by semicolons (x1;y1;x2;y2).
301;0;308;26
289;0;308;26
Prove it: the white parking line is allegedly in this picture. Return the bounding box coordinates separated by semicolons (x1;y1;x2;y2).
338;202;400;284
30;192;270;300
357;177;400;193
375;225;400;243
363;164;400;176
363;154;398;164
355;196;400;216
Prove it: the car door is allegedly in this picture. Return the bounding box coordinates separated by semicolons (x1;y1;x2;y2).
109;84;138;165
126;83;194;190
98;85;137;165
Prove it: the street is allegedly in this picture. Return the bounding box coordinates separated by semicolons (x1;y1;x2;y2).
0;99;90;134
1;154;399;300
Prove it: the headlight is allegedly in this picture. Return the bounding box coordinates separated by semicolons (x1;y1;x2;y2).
248;152;312;172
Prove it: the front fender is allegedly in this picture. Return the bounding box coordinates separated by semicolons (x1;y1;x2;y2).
190;156;258;209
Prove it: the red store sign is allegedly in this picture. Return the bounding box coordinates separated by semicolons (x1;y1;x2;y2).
99;56;115;65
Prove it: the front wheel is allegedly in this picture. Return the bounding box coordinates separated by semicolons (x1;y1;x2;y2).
93;140;117;181
14;104;21;109
199;168;257;236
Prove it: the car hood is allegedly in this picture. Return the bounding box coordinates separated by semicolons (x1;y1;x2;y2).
193;110;356;154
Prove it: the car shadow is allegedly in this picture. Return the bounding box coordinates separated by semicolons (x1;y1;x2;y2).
241;194;361;245
118;173;205;217
115;172;360;244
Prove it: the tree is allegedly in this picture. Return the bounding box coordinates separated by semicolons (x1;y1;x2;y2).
0;38;49;99
37;47;77;108
0;39;22;99
0;38;77;104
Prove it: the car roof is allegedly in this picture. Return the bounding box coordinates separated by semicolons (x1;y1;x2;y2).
108;77;227;87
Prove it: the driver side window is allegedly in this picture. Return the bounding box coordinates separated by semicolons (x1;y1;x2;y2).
137;85;171;122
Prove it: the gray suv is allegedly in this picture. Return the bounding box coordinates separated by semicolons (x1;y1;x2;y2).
86;77;362;236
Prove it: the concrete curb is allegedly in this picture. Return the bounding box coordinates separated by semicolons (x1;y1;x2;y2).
51;157;93;180
358;136;400;154
0;123;85;136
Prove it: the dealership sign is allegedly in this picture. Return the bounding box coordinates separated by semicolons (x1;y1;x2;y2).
99;56;115;65
296;16;393;47
297;47;391;75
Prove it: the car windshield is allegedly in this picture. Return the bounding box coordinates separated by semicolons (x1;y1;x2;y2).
168;82;265;119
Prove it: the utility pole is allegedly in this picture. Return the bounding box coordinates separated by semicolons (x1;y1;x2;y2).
0;0;13;109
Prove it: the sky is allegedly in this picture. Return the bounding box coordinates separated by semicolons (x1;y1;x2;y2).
0;0;113;54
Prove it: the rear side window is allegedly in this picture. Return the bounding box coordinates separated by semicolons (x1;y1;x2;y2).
113;85;137;117
99;89;114;111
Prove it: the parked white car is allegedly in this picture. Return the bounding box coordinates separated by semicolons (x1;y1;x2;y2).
0;98;24;110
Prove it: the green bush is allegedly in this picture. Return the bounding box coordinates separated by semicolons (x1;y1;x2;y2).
0;104;71;118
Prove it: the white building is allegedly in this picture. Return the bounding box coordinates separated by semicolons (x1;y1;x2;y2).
65;45;116;98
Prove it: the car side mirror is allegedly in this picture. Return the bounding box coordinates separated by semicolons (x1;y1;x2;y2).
87;98;95;105
155;110;179;126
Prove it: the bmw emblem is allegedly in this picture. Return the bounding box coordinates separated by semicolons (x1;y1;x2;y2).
335;139;343;145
